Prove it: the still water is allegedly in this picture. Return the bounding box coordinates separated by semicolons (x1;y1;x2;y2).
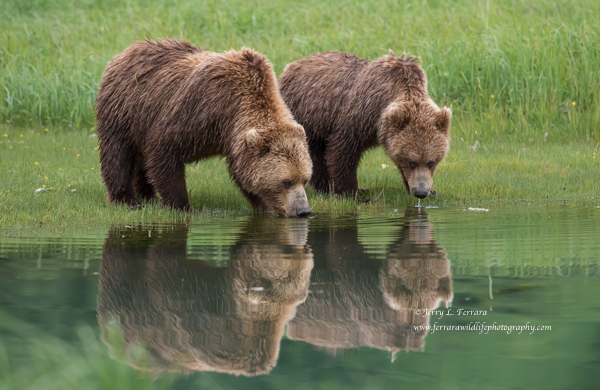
1;202;599;390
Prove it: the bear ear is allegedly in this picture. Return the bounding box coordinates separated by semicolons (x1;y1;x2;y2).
386;101;409;131
245;128;268;152
436;107;452;135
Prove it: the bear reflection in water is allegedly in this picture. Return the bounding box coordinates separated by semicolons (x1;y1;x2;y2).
97;210;452;377
97;219;313;376
288;209;453;356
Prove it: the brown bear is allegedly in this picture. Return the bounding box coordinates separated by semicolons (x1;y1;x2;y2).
96;39;312;216
97;219;313;376
287;209;452;355
278;50;451;199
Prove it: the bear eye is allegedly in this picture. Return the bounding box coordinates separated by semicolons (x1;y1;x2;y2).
283;180;293;189
303;179;308;186
408;161;417;169
428;161;436;169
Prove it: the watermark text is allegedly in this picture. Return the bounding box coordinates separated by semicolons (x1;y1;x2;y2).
414;322;551;334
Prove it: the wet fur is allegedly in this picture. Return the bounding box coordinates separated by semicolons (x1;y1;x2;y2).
279;51;450;197
96;39;312;214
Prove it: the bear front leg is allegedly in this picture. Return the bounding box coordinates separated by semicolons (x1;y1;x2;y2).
324;142;362;197
308;140;331;193
146;158;192;211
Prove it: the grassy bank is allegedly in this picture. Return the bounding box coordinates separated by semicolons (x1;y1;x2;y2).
1;0;599;142
0;128;598;234
0;0;599;234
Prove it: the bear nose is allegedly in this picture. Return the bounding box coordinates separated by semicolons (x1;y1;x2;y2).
414;190;428;199
296;206;311;217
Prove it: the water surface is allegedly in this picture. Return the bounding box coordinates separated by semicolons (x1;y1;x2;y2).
1;202;599;389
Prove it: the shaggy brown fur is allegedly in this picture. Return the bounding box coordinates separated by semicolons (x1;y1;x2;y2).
279;51;451;198
97;220;313;376
96;39;312;216
287;209;452;353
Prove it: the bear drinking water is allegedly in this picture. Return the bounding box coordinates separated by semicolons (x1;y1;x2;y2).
279;51;450;199
96;39;312;216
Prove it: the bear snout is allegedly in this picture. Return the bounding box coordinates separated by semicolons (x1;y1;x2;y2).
408;168;433;199
284;187;311;218
414;189;429;199
296;206;311;217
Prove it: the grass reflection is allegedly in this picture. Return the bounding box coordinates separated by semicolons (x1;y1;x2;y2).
0;312;172;390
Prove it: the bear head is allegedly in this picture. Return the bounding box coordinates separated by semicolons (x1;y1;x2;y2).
232;124;313;217
231;243;313;312
379;99;451;199
379;217;453;311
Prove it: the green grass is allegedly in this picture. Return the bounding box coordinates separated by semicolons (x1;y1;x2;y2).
0;312;172;390
1;0;599;141
0;0;599;234
0;128;598;234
